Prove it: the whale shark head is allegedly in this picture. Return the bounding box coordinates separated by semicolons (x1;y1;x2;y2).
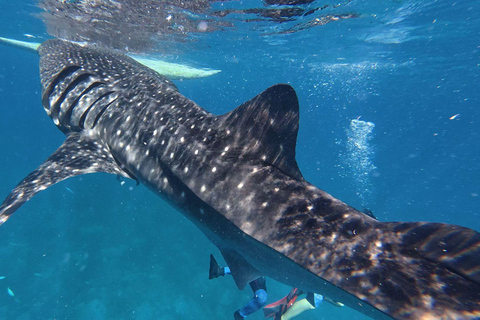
39;41;179;133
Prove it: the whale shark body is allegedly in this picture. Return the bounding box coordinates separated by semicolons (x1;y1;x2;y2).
1;40;480;319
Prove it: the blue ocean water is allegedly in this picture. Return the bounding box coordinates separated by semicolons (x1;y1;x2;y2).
0;1;479;319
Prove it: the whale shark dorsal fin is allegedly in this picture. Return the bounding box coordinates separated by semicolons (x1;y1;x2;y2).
220;84;303;181
0;133;131;225
220;248;263;290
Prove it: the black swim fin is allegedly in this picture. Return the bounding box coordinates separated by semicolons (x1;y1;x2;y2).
209;254;225;279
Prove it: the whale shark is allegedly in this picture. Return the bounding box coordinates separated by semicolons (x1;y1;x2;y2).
0;39;479;320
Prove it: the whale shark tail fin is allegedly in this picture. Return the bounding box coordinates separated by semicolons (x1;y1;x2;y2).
0;133;131;225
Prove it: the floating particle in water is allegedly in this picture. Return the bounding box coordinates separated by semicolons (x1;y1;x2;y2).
449;114;460;120
197;21;208;32
7;287;14;297
0;276;5;280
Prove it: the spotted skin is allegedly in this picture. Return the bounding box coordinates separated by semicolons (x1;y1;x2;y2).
1;40;480;320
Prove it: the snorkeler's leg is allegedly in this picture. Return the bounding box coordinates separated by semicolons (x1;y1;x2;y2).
324;296;345;307
209;254;232;279
280;298;315;320
234;277;268;319
235;288;268;319
281;293;323;320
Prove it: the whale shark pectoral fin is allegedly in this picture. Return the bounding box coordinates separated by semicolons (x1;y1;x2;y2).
0;37;41;53
0;37;220;79
0;132;128;225
220;248;263;290
131;56;221;80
